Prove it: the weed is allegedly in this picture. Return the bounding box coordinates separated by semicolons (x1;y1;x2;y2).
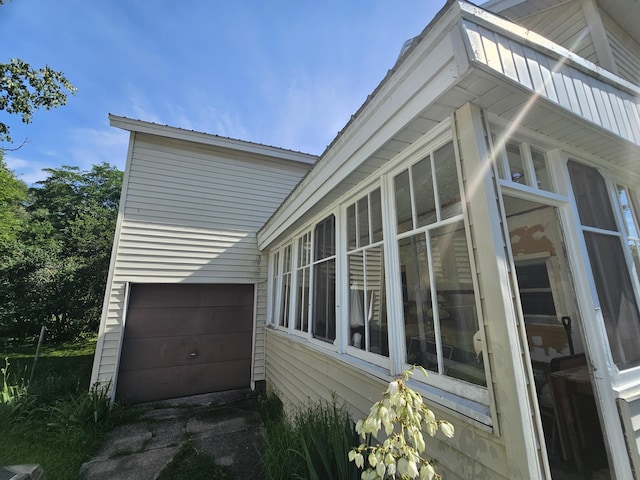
261;393;360;480
157;441;232;480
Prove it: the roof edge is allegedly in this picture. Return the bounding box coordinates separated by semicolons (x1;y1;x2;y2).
108;114;318;165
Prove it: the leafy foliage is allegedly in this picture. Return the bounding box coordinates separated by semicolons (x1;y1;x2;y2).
0;163;123;344
0;58;76;143
261;392;360;480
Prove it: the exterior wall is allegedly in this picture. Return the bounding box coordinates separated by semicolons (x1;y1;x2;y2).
602;11;640;84
266;330;510;480
91;132;310;392
511;1;598;64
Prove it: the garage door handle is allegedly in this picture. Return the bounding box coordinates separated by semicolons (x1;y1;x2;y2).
189;352;198;357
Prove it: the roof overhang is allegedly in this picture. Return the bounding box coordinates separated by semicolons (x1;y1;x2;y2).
255;0;640;249
109;114;317;166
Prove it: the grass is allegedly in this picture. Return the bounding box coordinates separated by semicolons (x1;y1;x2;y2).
0;337;139;480
260;392;361;480
156;441;232;480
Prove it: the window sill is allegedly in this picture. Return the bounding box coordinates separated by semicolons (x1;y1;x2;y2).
266;327;494;432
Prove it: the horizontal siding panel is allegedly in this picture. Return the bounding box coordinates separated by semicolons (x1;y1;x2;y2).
265;332;508;480
93;132;310;396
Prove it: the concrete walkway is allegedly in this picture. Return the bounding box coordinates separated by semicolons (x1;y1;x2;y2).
80;389;265;480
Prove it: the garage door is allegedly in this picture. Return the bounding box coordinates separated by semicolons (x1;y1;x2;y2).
115;283;254;404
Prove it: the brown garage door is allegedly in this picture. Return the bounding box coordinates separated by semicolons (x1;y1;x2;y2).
116;283;254;404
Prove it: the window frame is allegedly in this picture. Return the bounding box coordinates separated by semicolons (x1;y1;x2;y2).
385;137;488;402
343;185;390;368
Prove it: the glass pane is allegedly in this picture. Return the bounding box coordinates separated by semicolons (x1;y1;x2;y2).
358;197;369;248
584;231;640;368
531;148;552;191
394;170;413;234
366;246;388;356
398;233;437;373
430;223;485;385
313;258;336;342
370;188;383;243
433;142;462;220
568;161;617;231
314;215;336;260
280;272;291;327
348;252;365;349
492;136;507;180
347;204;356;250
618;186;639;239
413;156;436;227
506;142;527;185
295;267;309;331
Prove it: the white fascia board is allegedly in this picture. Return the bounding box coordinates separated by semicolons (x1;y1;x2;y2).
108;114;317;166
459;1;640;96
256;2;465;251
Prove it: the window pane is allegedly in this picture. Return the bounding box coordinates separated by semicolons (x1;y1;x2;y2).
430;223;485;385
296;266;309;331
314;215;335;260
313;259;336;342
358;197;369;248
347;204;356;250
394;170;413;234
398;233;437;373
531;148;552;191
348;252;365;349
271;251;280;324
366;246;388;356
506;143;527;184
370;188;383;243
433;142;462;220
568;161;617;231
584;231;640;368
280;246;292;328
618;186;639;239
413;156;436;227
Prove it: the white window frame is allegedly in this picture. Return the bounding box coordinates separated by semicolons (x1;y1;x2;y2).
384;135;489;403
342;185;390;368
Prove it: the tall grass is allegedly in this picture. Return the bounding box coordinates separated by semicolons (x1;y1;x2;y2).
260;392;361;480
0;340;139;480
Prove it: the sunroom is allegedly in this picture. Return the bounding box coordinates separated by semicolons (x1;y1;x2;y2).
258;1;640;478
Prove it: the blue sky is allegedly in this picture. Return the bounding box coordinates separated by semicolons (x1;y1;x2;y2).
2;1;446;184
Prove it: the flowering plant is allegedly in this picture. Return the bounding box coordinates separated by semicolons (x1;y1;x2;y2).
348;367;454;480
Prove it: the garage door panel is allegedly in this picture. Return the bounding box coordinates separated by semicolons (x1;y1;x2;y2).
119;333;253;370
116;283;254;404
128;284;253;309
116;358;252;404
124;306;254;338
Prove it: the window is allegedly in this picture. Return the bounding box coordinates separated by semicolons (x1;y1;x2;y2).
279;244;292;328
394;141;485;385
495;139;553;192
312;215;336;342
270;250;280;325
617;184;640;283
295;232;312;333
568;161;640;369
346;188;388;356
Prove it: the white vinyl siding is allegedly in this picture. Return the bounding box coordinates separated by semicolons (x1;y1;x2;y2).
512;1;597;64
91;132;310;390
602;12;640;85
266;330;509;480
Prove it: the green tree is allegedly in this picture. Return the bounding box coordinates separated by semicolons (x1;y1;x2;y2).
0;153;28;243
0;163;123;343
0;59;77;144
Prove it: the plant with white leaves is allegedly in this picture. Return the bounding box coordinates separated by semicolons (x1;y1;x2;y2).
348;367;454;480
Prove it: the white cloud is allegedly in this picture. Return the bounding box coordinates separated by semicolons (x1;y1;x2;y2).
67;127;130;172
4;154;48;185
